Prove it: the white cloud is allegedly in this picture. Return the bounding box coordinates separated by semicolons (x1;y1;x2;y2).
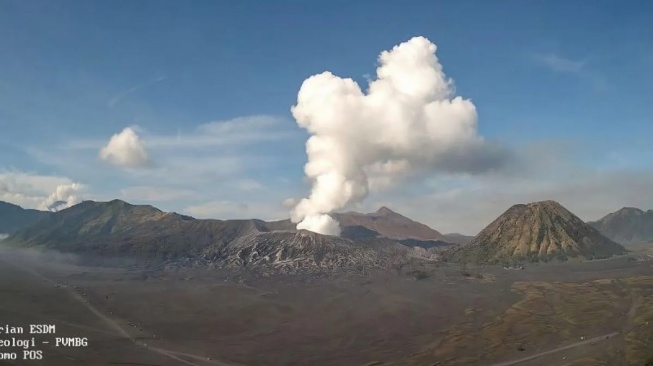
0;234;8;241
370;168;653;236
121;156;248;187
534;53;586;74
234;179;264;192
99;127;151;168
71;115;295;151
0;171;85;210
47;115;298;187
119;186;194;202
27;115;300;214
183;200;287;221
533;52;609;91
21;114;298;215
149;115;296;149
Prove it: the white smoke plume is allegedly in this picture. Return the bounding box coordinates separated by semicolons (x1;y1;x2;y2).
38;183;85;211
99;127;150;168
290;36;508;236
282;197;298;208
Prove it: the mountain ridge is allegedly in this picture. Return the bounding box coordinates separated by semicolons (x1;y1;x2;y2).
332;207;455;244
0;201;51;235
1;199;432;273
588;207;653;245
1;199;465;244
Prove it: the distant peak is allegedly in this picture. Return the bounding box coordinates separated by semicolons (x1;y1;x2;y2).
0;201;22;209
519;200;569;213
616;207;644;215
506;200;572;216
527;200;562;208
375;206;396;215
104;199;135;208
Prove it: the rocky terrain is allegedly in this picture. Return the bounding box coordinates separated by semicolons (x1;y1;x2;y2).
588;207;653;245
1;199;652;365
447;200;626;265
164;229;427;274
4;199;638;271
266;206;463;247
2;200;433;273
2;248;651;366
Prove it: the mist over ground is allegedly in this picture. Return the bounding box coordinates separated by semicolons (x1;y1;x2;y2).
0;245;148;270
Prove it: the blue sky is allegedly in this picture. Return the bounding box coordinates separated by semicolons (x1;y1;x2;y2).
1;0;652;234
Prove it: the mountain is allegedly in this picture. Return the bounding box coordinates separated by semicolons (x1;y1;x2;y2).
588;207;653;245
441;233;474;245
0;201;51;235
447;200;626;265
333;206;444;240
265;207;458;248
4;199;220;259
3;200;418;273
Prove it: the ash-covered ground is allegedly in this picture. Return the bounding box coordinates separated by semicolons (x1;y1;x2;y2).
0;248;652;366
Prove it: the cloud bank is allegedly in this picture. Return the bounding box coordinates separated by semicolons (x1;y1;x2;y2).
0;171;85;210
184;200;287;221
70;115;293;152
119;186;193;202
290;36;508;235
373;168;653;236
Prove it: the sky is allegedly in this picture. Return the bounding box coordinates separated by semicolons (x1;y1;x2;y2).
1;0;652;235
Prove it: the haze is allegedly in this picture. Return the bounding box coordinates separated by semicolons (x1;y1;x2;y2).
1;2;652;366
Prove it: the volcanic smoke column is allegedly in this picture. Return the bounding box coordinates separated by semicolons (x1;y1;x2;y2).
290;36;487;235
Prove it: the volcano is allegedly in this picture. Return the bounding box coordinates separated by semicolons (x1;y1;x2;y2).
448;200;626;264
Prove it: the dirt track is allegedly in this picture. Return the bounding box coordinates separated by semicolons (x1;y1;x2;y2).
1;257;234;366
489;332;620;366
490;292;643;366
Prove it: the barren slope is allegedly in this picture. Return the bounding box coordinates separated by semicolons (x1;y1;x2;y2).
0;200;51;234
448;200;625;264
333;207;444;240
3;200;418;273
588;207;653;245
